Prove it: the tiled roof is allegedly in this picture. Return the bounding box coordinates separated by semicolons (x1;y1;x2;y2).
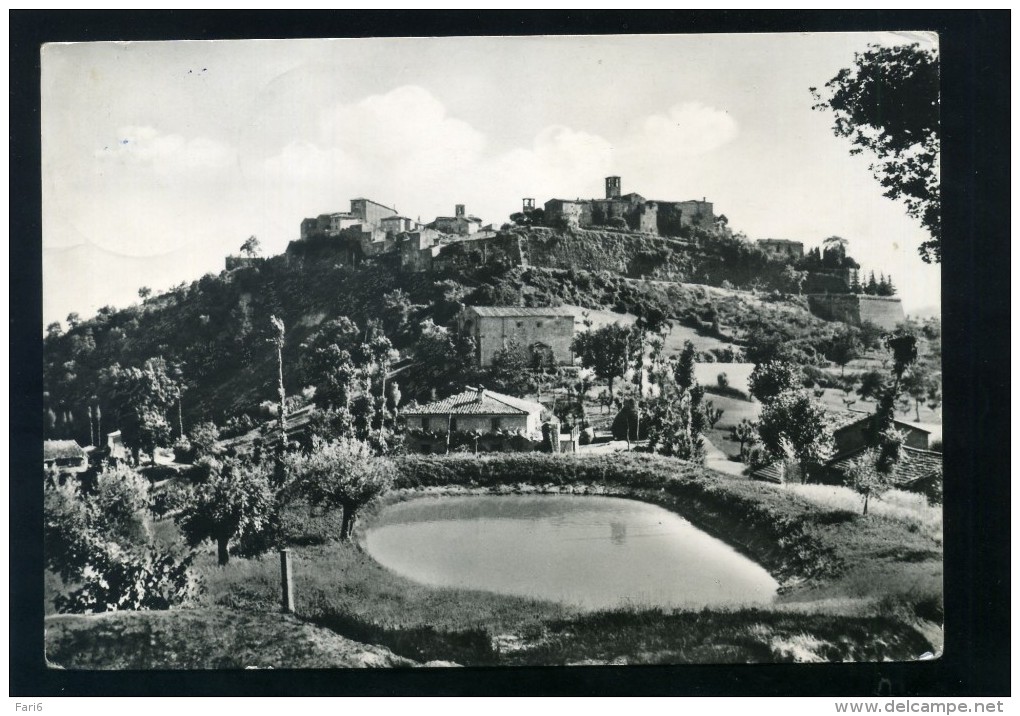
836;412;934;440
827;446;942;486
402;387;545;416
464;306;575;318
44;440;86;461
750;462;784;483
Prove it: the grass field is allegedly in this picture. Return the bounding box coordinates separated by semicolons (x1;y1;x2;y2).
563;305;736;355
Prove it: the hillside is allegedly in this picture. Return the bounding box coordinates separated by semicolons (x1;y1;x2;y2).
43;228;851;444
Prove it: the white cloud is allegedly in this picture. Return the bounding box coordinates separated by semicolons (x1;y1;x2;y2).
95;125;235;174
486;125;615;202
318;85;487;175
621;102;739;174
256;89;743;233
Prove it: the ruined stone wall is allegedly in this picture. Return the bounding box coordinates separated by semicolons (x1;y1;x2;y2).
807;294;905;330
430;234;525;272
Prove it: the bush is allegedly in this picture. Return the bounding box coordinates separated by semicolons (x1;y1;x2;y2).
54;543;203;614
221;414;258;440
173;437;194;463
802;365;842;390
188;421;222;459
44;468;202;614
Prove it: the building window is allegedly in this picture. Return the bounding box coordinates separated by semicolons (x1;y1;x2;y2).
491;417;502;431
422;417;430;431
450;417;458;432
536;321;543;327
516;321;524;328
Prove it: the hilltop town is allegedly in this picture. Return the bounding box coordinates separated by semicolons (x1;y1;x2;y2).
271;175;906;329
43;173;942;669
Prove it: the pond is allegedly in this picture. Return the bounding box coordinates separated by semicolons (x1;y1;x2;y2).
365;494;778;611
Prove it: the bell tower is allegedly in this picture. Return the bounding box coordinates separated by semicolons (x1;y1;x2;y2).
605;176;621;199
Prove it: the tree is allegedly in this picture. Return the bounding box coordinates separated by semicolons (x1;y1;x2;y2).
240;235;262;258
780;265;807;295
756;390;833;482
175;456;277;566
822;236;850;267
572;323;639;400
673;340;697;391
66;312;81;329
732;418;757;460
643;392;703;460
188;421;223;460
826;328;862;376
865;271;879;295
748;360;803;403
138;286;152;300
98;358;178;464
743;326;794;364
91;463;152;546
704;400;724;429
841;448;894;515
925;379;942;417
812;42;940;262
866;330;919;473
360;326;399;405
46;321;62;339
268;315;287;438
283;438;395;541
488;339;537;397
902;364;939;422
301;317;361;411
409;319;478;400
380;289;420;345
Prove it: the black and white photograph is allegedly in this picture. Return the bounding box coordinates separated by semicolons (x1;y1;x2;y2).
35;28;954;675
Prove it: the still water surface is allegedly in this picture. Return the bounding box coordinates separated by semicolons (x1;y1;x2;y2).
365;495;778;610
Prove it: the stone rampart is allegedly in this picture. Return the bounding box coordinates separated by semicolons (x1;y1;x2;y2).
807;294;905;330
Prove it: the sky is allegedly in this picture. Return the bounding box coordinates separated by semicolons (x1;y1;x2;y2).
41;32;941;326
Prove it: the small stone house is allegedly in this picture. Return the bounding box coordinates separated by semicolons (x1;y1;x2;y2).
403;387;545;436
401;387;546;452
832;415;931;456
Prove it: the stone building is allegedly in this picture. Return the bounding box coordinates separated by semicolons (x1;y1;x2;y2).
429;204;483;236
543;176;715;236
380;215;419;235
299;197;397;240
458;306;576;367
756;238;805;260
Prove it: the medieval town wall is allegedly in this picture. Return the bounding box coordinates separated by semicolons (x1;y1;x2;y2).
807;294;905;330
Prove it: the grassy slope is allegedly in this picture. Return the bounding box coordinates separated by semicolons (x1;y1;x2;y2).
45;608;418;669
